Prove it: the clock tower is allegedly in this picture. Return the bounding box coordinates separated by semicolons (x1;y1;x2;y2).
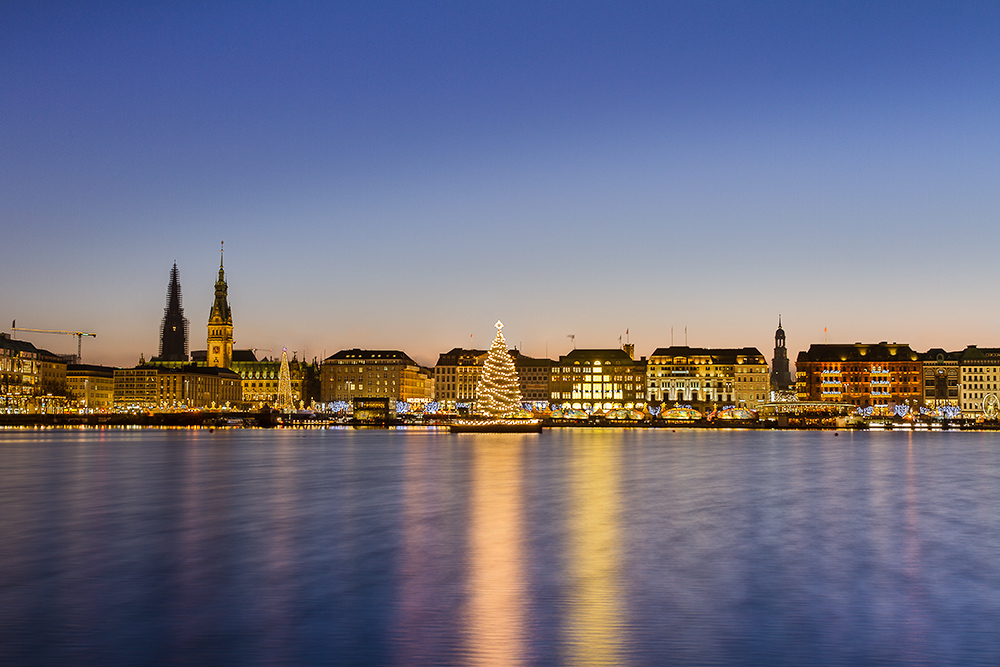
207;243;233;369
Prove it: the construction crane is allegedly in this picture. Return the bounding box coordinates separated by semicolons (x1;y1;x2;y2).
11;326;97;364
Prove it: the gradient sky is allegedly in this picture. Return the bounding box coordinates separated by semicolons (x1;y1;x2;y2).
3;2;999;368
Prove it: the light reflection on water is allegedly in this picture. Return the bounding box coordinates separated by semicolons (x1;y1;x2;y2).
566;431;623;667
1;428;999;665
465;437;526;667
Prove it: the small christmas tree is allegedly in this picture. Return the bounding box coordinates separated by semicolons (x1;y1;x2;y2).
476;321;522;418
276;348;293;412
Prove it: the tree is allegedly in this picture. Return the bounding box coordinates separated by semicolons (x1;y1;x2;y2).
476;321;522;418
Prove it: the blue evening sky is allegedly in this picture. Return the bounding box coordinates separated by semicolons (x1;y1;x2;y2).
3;2;999;366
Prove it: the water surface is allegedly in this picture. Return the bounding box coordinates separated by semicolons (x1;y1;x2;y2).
1;427;999;665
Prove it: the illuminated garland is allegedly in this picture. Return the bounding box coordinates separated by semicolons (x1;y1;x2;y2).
276;348;293;412
940;405;962;419
475;321;522;418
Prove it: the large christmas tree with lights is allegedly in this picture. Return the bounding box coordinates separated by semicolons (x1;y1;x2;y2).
476;321;522;418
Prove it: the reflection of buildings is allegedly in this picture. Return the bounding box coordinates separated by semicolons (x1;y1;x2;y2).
566;433;623;664
434;348;486;408
796;343;921;415
549;348;646;410
466;441;526;667
647;346;769;408
321;349;434;405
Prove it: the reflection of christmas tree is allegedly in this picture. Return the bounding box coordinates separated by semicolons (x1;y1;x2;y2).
476;321;522;418
276;348;293;412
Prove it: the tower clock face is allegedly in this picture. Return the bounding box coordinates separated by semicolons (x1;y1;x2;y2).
213;346;221;354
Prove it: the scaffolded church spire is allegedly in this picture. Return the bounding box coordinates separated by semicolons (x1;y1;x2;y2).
159;262;189;361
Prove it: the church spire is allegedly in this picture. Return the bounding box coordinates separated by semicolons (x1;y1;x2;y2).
207;241;234;368
209;242;231;325
158;262;189;361
771;315;792;391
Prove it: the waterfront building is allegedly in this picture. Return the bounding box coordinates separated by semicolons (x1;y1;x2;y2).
157;366;242;410
66;364;116;411
511;350;553;403
433;348;487;409
233;350;313;410
795;343;922;415
114;363;243;411
647;346;769;409
36;347;68;397
207;246;234;369
0;333;40;412
958;346;1000;417
920;349;961;411
321;349;434;406
156;262;189;362
549;348;646;410
770;318;793;391
114;365;160;411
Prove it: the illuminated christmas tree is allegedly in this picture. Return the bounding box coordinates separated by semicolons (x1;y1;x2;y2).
276;348;293;412
476;321;522;418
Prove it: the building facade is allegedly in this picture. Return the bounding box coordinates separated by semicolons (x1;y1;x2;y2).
322;349;434;405
511;350;553;403
796;343;922;415
549;348;646;410
157;366;243;410
433;348;487;408
919;349;960;411
958;346;1000;418
114;366;160;411
647;346;769;409
66;364;116;411
115;364;242;411
1;333;40;412
234;350;312;410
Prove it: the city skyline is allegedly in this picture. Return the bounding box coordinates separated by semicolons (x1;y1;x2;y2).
4;3;1000;367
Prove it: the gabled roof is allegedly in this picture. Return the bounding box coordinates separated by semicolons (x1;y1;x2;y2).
0;335;42;355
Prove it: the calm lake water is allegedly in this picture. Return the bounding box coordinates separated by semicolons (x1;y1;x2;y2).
1;427;999;665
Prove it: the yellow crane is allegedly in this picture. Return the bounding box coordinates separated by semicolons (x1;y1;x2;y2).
11;326;97;364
